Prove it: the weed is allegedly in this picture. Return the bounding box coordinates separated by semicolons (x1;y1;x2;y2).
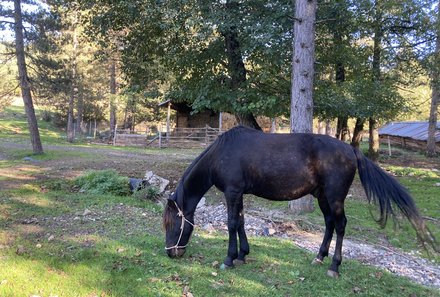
132;186;162;201
74;169;131;196
386;166;439;178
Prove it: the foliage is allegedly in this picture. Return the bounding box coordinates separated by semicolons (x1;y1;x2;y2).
386;166;440;179
74;169;131;196
132;185;162;201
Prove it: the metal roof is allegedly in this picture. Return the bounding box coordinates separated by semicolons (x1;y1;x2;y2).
379;121;440;142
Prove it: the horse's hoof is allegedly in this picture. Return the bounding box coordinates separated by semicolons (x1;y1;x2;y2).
233;259;245;266
327;270;340;279
311;258;323;265
220;263;234;270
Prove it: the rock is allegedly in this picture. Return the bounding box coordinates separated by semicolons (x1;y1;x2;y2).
197;197;206;208
268;228;276;235
129;178;148;192
82;209;92;216
262;227;270;236
434;183;440;187
16;245;26;255
48;235;55;242
212;261;220;268
144;171;169;193
23;157;40;163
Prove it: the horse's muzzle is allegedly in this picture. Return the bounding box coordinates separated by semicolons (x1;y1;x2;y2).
166;247;186;258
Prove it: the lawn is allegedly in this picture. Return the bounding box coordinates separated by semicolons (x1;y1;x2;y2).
0;102;439;296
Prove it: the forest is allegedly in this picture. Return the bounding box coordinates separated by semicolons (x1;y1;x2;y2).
0;0;439;157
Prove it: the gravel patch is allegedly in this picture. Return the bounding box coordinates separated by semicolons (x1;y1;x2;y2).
194;202;440;289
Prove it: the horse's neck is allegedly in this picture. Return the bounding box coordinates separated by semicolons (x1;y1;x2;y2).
182;157;213;215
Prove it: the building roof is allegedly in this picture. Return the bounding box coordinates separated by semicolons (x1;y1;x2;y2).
379;121;440;142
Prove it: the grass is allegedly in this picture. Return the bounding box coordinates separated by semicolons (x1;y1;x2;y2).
0;101;439;296
0;183;438;297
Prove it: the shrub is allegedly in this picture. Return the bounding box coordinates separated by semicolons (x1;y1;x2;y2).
132;186;162;201
74;170;131;196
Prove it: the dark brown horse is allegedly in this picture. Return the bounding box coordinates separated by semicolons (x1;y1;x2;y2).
163;126;437;277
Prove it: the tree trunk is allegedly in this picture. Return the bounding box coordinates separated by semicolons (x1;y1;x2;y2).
67;18;78;143
368;117;380;161
427;2;440;157
76;90;84;135
336;117;349;141
369;0;383;159
325;119;332;136
351;118;365;148
289;0;317;214
223;1;261;130
109;59;117;140
13;0;43;154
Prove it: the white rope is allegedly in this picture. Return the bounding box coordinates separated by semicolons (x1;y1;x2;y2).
165;201;195;251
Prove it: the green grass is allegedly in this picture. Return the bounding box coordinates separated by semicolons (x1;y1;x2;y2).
0;104;64;144
0;102;439;296
0;173;439;296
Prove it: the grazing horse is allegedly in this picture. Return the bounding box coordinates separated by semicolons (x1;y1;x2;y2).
163;126;437;278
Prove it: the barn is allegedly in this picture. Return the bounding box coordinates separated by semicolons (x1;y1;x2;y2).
378;121;440;151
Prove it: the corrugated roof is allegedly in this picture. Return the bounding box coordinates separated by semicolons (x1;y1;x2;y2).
379;121;440;142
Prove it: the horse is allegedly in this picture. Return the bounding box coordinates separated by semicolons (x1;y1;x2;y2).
163;125;437;278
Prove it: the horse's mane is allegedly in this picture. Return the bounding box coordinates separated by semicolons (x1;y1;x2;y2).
163;126;260;230
179;126;259;182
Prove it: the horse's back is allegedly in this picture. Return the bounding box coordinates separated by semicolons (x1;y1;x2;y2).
210;127;357;200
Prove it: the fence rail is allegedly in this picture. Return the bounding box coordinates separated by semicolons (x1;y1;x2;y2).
114;125;221;148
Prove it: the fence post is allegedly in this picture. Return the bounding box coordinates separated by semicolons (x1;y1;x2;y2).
94;119;97;139
158;129;162;149
387;136;392;156
113;124;117;146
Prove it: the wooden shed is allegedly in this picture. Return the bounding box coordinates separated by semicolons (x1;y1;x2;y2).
379;121;440;151
158;100;221;129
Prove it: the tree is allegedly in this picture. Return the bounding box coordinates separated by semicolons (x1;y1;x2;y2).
66;10;78;142
77;0;293;126
427;1;440;157
10;0;44;154
288;0;317;214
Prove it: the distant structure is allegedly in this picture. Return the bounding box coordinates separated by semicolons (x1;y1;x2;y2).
379;121;440;151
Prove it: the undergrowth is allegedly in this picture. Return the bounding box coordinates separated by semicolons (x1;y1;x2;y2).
74;169;131;196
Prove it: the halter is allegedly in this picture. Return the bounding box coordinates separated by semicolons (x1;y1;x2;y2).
165;200;195;251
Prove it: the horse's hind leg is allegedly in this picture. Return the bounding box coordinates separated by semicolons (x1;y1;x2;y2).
313;196;335;265
326;197;347;278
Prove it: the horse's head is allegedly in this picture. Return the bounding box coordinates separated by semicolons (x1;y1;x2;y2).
163;192;194;258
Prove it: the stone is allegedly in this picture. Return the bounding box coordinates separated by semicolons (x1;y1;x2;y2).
82;209;92;216
197;197;206;208
144;171;169;193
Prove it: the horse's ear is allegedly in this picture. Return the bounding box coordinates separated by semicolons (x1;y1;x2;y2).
168;192;176;202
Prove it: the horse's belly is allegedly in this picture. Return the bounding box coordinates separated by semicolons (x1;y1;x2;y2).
248;177;316;201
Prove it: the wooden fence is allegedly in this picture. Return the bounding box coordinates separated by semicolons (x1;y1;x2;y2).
114;125;221;148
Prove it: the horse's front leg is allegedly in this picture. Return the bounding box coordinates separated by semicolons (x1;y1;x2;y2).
223;191;248;268
235;200;249;265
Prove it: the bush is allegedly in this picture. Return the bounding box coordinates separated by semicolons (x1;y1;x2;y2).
41;179;72;191
132;186;162;201
74;170;131;196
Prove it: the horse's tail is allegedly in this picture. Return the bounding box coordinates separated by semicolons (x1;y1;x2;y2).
353;147;439;253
